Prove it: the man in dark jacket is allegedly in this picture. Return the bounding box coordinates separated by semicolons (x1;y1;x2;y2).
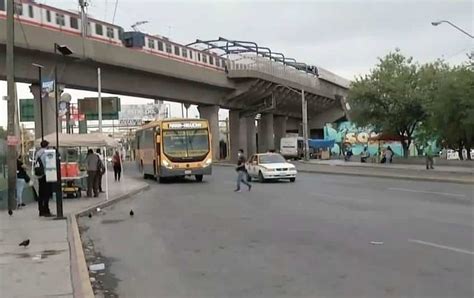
235;149;251;192
35;140;54;217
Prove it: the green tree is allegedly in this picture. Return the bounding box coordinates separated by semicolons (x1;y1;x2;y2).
348;51;428;157
425;64;474;160
0;126;6;140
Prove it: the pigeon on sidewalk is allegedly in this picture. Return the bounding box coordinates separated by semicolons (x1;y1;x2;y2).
19;239;30;247
129;210;134;217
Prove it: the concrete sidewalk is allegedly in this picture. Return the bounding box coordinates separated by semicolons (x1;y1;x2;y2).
294;161;473;184
304;159;473;174
0;172;148;298
216;160;473;184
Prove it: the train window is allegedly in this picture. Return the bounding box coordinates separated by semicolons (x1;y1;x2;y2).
46;10;51;22
174;46;180;56
56;13;65;26
202;55;208;63
95;23;103;36
106;27;115;39
209;56;214;65
157;41;163;51
0;0;5;11
182;49;187;58
28;5;33;18
215;58;220;67
197;53;201;61
148;39;155;49
70;17;78;29
166;44;172;53
14;3;22;15
189;51;193;59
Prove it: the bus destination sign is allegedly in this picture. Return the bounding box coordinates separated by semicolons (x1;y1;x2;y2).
168;122;203;129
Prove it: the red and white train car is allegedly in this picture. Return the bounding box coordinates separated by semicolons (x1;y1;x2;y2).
0;0;123;44
0;0;226;71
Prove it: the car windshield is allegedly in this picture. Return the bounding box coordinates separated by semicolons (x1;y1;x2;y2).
259;154;286;164
163;129;209;159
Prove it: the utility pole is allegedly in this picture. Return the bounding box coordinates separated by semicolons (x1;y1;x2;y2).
301;89;309;161
97;67;102;132
6;0;17;213
79;0;89;38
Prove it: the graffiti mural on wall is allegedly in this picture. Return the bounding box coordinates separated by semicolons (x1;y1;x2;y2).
324;121;404;157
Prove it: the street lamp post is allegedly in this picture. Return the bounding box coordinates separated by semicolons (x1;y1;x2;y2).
275;84;310;161
431;20;474;39
53;43;73;220
32;63;45;141
301;89;309;161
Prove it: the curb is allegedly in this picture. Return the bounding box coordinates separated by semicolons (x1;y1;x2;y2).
214;163;473;185
296;169;473;185
299;161;474;175
68;183;150;298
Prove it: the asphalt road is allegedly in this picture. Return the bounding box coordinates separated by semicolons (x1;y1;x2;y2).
80;165;473;298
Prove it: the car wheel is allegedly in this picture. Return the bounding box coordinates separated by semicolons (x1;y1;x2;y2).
258;171;265;183
289;177;296;182
195;174;203;182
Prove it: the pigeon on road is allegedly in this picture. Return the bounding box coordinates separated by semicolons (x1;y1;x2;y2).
19;239;30;247
88;213;92;218
129;210;134;216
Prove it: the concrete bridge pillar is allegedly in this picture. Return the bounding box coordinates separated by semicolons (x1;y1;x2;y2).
257;113;274;153
30;84;61;140
198;105;220;161
245;116;257;157
273;115;288;152
229;111;256;162
229;110;241;163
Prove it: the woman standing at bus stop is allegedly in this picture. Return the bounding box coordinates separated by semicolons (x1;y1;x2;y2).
112;151;122;182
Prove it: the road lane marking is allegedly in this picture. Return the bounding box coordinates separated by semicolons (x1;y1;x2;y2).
387;187;467;198
408;239;474;255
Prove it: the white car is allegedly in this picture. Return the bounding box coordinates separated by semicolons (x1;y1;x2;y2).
246;153;297;182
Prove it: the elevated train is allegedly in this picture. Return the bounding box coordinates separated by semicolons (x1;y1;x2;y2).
1;0;319;76
0;0;226;71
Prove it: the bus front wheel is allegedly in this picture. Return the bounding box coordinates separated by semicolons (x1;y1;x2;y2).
195;174;203;182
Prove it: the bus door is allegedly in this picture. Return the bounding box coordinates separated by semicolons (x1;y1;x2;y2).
155;133;161;175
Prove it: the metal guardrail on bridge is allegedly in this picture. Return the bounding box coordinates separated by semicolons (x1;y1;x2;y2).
227;55;350;90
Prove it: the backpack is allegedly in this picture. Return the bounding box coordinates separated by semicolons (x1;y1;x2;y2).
34;155;45;177
97;158;106;175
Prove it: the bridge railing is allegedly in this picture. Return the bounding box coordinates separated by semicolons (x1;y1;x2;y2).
227;55;350;89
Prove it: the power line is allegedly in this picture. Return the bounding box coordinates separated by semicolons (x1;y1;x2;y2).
112;0;119;25
442;47;472;61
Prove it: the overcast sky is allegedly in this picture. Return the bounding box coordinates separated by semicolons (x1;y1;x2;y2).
1;0;472;127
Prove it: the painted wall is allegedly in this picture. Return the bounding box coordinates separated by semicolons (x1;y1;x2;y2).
323;121;404;157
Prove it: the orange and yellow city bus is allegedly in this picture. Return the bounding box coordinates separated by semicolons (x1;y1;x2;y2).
135;118;212;182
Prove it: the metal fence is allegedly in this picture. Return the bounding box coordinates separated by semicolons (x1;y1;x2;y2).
227;55;350;89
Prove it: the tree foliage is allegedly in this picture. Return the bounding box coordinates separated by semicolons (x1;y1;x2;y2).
348;50;473;159
423;63;474;159
0;126;6;140
348;51;427;156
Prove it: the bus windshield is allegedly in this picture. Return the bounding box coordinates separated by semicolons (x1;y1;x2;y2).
163;129;209;160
